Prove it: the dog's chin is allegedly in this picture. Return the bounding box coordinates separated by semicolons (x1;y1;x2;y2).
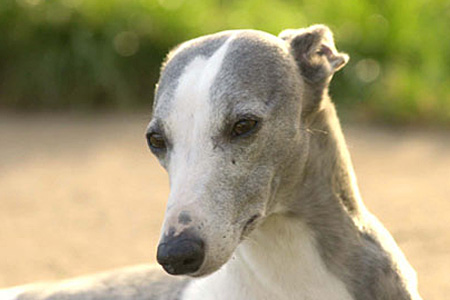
186;251;234;278
185;267;216;278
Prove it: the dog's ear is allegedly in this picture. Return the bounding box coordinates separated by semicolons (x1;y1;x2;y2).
279;25;349;84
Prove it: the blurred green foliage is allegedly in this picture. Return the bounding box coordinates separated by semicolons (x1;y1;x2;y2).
0;0;449;123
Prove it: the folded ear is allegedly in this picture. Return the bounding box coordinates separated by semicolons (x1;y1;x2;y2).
279;25;349;84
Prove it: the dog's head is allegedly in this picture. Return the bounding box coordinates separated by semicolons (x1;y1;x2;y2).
146;25;348;277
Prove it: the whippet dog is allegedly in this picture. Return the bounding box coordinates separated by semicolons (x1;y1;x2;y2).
1;25;422;300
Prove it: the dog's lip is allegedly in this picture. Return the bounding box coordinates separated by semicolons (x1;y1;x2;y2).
240;214;261;238
245;214;260;227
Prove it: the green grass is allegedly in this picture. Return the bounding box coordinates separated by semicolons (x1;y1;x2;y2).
0;0;449;124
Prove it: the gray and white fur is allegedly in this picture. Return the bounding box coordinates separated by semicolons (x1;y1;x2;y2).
1;25;422;300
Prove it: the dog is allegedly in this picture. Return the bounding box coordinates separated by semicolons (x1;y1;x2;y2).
1;25;422;300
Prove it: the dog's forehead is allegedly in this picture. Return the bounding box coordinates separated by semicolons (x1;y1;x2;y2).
154;32;231;110
153;30;294;119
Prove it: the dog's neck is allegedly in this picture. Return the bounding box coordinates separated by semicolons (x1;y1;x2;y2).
300;94;365;215
288;94;369;285
182;214;354;300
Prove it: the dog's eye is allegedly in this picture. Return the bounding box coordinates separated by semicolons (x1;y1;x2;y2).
147;132;166;150
232;119;258;137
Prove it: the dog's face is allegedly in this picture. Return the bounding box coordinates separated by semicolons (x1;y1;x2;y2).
147;27;348;277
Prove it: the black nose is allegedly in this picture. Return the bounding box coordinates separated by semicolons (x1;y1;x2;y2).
156;234;205;275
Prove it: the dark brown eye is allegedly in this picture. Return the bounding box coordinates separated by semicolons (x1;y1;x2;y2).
147;132;166;150
232;119;258;137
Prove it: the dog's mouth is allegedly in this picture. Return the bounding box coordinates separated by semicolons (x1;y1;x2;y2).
240;214;261;239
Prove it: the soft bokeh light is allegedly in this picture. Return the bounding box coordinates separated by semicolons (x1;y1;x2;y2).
114;31;140;57
355;59;381;83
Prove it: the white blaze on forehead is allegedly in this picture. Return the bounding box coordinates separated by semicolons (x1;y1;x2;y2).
165;37;233;207
168;38;232;144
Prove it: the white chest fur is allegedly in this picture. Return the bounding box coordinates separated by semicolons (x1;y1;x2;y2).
181;215;354;300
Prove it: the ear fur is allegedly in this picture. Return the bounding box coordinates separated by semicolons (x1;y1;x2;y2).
279;25;349;84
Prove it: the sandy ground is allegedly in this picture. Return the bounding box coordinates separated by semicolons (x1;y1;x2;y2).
0;113;449;299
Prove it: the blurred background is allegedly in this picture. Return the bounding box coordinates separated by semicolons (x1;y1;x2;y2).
1;0;450;122
0;0;449;299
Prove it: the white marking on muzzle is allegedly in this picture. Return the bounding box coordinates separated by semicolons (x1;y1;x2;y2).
163;36;234;235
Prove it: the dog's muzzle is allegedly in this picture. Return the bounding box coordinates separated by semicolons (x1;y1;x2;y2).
156;232;205;275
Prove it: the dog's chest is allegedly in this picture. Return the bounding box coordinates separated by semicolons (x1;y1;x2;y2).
181;216;354;300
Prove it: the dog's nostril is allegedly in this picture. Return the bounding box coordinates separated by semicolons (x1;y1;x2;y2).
157;236;205;276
